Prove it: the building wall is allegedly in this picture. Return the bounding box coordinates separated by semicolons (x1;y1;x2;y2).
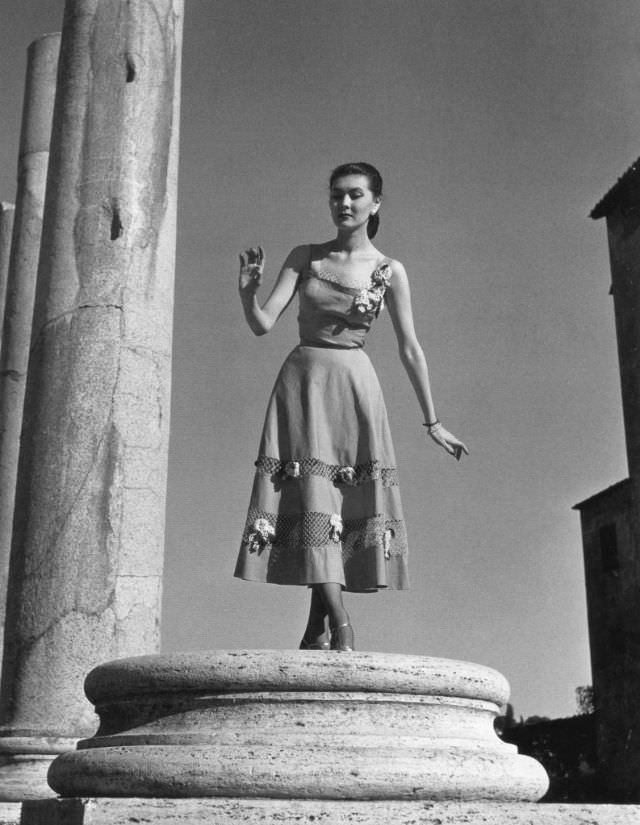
607;207;640;479
576;479;640;800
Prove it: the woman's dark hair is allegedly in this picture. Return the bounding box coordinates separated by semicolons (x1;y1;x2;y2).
329;162;383;239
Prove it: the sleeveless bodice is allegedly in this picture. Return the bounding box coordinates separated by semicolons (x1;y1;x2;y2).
297;260;392;348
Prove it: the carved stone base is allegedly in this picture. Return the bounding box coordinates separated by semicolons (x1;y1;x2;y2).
0;736;75;801
48;650;548;801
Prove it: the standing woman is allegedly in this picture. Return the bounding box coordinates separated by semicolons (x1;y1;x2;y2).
235;162;467;652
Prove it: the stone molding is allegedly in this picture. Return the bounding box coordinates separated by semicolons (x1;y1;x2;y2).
48;650;548;801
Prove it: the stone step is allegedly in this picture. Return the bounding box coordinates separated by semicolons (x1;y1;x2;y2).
19;798;640;825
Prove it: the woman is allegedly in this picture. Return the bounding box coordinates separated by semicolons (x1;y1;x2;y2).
235;162;467;652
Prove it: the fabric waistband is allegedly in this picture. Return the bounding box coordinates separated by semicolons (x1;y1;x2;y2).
298;339;364;350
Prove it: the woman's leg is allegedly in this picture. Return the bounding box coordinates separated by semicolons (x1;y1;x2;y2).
300;586;329;648
315;582;349;629
315;582;354;651
300;583;354;651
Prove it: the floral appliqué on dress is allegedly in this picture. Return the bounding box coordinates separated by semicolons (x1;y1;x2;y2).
336;460;381;486
336;466;358;486
353;262;392;318
383;526;395;560
329;514;343;543
247;518;275;554
283;460;301;478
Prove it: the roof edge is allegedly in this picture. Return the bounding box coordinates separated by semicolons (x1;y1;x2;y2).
591;156;640;220
573;477;631;511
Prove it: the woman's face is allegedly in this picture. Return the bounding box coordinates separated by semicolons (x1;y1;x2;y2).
329;174;380;232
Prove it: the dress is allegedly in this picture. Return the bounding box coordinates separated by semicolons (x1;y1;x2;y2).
234;247;409;593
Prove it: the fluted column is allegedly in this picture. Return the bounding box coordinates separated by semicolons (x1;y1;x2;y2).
0;0;183;801
0;33;60;673
0;204;15;350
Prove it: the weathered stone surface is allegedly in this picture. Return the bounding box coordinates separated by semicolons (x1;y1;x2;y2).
0;204;15;350
83;648;512;702
0;754;64;805
0;803;20;825
0;0;183;802
19;798;640;825
48;651;548;801
0;32;59;669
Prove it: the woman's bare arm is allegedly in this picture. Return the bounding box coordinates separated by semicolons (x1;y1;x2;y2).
239;245;307;335
386;260;468;459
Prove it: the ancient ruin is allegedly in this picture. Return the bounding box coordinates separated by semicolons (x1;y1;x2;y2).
0;2;639;824
0;205;15;338
0;32;60;673
0;0;182;802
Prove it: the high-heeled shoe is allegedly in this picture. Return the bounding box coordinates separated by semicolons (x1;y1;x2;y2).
330;622;354;652
299;633;330;650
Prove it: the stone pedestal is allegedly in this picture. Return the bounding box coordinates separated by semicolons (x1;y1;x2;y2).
48;650;548;801
0;0;183;802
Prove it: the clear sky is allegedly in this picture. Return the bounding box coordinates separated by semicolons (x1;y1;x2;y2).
2;0;639;720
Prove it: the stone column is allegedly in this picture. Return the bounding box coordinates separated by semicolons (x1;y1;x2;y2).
0;0;183;802
0;32;60;673
0;204;16;348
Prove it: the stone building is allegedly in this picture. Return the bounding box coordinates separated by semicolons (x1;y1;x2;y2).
574;158;640;801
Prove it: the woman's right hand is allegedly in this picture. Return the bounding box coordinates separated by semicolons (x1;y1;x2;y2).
239;246;265;293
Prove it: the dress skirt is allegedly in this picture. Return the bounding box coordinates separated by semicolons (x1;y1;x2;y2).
235;344;409;592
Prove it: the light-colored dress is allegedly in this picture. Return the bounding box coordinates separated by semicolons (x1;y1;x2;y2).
234;246;409;592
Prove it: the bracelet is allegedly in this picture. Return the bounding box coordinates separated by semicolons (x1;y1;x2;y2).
422;419;441;429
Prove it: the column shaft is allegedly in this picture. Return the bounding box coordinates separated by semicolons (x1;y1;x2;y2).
0;204;16;353
0;0;183;800
0;33;60;669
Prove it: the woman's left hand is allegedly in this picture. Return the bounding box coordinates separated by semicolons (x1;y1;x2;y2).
428;423;469;461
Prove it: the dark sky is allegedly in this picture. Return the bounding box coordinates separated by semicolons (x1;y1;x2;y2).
2;0;640;719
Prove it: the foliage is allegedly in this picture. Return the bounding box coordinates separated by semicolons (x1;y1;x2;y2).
575;685;595;715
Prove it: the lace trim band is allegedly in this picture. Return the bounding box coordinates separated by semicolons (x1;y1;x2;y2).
255;455;399;487
243;508;408;562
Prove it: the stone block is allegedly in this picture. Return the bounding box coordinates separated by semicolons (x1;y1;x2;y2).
18;798;640;825
0;803;20;825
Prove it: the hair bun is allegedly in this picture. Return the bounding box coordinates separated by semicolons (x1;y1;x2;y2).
367;212;380;239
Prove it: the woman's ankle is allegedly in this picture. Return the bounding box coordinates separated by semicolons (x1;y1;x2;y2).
303;620;327;639
328;610;350;630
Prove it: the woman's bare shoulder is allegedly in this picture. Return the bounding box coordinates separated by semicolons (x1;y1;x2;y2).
287;240;340;268
282;244;312;272
384;257;408;281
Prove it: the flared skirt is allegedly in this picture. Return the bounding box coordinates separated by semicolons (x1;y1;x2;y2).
235;345;409;592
